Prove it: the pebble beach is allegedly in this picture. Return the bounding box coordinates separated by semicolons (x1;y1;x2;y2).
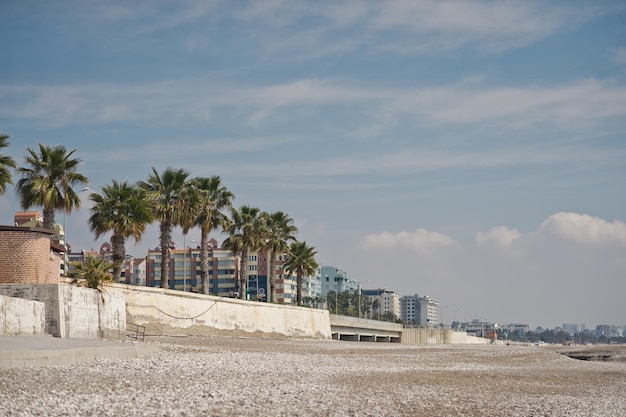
2;336;626;417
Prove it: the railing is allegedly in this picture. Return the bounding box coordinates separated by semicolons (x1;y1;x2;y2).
126;322;146;342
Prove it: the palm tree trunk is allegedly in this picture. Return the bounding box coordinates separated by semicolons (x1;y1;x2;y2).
111;234;125;283
297;272;303;306
239;249;248;299
160;220;172;289
43;207;55;230
200;227;209;294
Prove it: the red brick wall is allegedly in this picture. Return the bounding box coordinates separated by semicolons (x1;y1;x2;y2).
0;226;60;284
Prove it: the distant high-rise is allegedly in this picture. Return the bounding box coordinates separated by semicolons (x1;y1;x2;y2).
417;295;439;328
400;294;420;324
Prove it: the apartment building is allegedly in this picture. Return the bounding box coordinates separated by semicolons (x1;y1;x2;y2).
144;239;302;302
400;294;419;324
417;295;439;328
146;239;238;295
318;265;358;297
362;288;401;320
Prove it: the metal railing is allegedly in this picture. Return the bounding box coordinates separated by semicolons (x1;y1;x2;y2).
126;322;146;341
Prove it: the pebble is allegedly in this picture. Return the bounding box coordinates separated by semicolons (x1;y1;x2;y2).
1;337;625;416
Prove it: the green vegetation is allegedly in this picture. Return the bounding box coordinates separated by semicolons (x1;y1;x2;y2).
16;143;89;229
70;256;114;289
283;241;319;306
499;328;626;345
262;211;298;303
3;140;319;303
0;134;16;195
185;176;234;294
88;180;153;282
223;205;266;299
322;290;400;322
139;167;195;289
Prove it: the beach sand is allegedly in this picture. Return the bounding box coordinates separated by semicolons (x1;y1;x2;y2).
1;336;625;416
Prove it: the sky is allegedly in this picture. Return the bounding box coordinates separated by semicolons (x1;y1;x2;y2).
1;0;625;330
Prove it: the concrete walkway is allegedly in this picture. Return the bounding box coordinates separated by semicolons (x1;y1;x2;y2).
0;335;161;368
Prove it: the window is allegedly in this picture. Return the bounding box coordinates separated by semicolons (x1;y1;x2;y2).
249;255;257;262
249;265;257;271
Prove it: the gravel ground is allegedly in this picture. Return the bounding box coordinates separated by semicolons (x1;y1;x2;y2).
1;336;625;417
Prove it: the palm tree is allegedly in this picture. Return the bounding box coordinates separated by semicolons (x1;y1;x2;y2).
0;134;16;195
283;241;318;306
185;176;234;294
88;180;153;283
261;211;298;303
16;143;88;229
223;205;265;300
139;167;194;289
70;256;114;289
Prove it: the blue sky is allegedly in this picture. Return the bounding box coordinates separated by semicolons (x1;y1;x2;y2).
2;0;625;329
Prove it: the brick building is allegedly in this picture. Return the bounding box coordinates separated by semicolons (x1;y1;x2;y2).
0;225;62;284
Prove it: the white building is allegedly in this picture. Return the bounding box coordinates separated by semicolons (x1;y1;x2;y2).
363;288;400;320
418;296;439;328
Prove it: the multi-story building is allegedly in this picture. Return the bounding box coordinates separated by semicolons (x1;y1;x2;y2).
144;239;302;302
400;294;419;325
302;273;322;300
562;323;586;333
117;256;146;285
362;288;401;320
417;295;438;328
146;238;238;295
318;265;358;297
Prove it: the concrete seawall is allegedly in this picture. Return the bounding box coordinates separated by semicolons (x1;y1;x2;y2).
2;282;486;345
0;294;45;336
0;284;125;339
107;283;332;339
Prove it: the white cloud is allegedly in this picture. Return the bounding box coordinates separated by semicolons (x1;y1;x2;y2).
361;228;455;251
538;212;626;246
345;212;626;328
475;226;521;247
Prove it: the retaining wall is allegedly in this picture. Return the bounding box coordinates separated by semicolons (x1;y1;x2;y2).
0;294;46;336
0;284;126;339
448;330;491;344
106;283;332;339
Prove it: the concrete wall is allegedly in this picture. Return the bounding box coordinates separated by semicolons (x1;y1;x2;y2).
402;328;453;344
106;283;332;339
0;294;46;336
448;330;491;345
0;284;126;339
402;328;490;345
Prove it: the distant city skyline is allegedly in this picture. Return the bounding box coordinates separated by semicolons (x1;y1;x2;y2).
2;1;625;329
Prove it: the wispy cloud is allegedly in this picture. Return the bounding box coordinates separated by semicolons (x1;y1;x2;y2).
230;0;595;56
12;1;603;59
2;77;626;130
